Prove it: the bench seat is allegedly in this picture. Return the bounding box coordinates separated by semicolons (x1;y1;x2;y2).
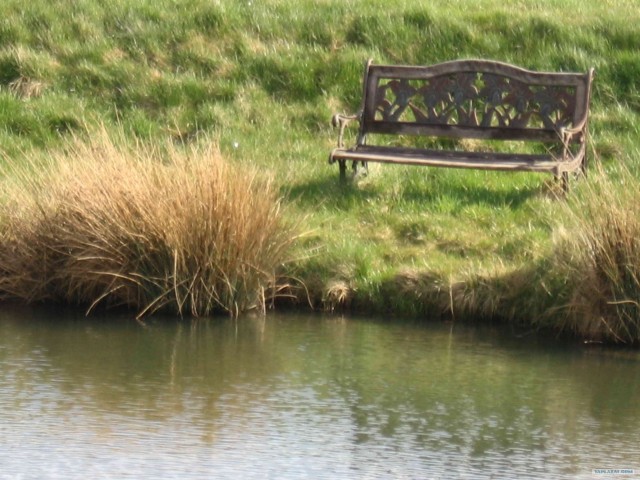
331;145;564;173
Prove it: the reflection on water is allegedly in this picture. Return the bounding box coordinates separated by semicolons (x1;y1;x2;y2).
1;305;639;479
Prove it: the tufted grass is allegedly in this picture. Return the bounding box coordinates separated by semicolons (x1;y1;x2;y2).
0;129;297;318
553;164;640;344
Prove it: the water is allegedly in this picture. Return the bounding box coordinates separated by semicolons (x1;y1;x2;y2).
1;306;639;479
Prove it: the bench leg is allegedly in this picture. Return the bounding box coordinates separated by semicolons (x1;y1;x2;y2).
581;155;588;178
561;172;569;194
339;159;347;183
352;160;368;179
338;160;368;183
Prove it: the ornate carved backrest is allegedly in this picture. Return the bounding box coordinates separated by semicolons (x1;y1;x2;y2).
360;60;593;143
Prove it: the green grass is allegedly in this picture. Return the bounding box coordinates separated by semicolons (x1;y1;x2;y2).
1;0;640;343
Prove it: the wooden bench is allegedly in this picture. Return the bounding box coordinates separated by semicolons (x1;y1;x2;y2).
329;59;594;191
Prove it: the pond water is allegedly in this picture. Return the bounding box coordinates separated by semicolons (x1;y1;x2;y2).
1;306;639;479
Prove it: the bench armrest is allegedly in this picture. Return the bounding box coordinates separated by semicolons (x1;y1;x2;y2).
559;116;589;164
332;113;361;148
560;112;590;143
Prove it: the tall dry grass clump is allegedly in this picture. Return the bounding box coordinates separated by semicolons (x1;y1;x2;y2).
555;167;640;344
0;130;297;318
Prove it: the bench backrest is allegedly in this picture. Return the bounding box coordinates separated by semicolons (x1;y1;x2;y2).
359;60;594;144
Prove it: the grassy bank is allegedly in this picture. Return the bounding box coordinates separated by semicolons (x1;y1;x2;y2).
1;0;640;343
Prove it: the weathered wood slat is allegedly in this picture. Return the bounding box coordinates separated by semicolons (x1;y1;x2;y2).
369;61;589;86
363;122;562;142
331;146;560;172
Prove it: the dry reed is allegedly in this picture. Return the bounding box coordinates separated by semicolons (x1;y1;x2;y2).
0;130;297;318
556;166;640;344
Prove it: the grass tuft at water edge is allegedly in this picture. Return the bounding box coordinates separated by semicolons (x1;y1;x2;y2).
0;129;298;318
